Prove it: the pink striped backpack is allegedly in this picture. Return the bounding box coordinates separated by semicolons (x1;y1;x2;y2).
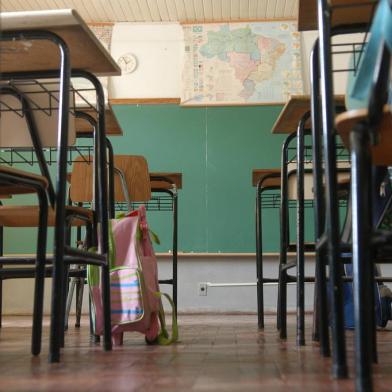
88;205;178;345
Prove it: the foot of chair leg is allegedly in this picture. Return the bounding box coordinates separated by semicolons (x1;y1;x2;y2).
333;364;348;379
48;351;60;363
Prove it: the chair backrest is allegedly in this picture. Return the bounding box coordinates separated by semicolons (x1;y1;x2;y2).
69;155;151;204
287;161;351;200
0;79;76;147
113;155;151;203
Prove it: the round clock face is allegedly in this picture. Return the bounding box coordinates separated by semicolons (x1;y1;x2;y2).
117;53;138;74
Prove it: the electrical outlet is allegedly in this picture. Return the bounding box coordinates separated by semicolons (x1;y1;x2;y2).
198;282;207;296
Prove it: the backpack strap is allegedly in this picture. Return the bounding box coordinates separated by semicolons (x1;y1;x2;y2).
155;292;178;345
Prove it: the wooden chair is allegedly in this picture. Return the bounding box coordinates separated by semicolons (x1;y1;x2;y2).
64;155;151;326
277;129;351;346
67;157;181;320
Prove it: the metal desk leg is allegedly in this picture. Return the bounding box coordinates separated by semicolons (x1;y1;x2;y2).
256;183;264;329
173;190;178;317
317;0;347;378
310;42;330;357
296;112;310;346
277;132;296;339
351;123;374;392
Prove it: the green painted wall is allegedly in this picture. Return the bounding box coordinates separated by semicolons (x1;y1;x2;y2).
3;104;318;254
110;104;288;253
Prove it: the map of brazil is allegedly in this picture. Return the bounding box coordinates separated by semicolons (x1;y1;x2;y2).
181;22;303;105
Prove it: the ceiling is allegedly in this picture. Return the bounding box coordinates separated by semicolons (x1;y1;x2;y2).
0;0;298;23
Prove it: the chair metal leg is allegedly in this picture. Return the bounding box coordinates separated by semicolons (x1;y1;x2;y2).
317;0;347;377
0;225;3;329
49;33;72;364
278;134;294;339
351;124;373;392
173;192;178;318
310;42;330;356
75;274;84;328
256;185;264;329
31;188;48;356
64;276;76;330
296;113;310;346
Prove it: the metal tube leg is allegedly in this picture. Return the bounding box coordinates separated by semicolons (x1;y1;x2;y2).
256;184;264;329
60;262;70;348
310;42;330;356
75;274;84;328
278;136;292;339
317;0;347;375
296;114;309;346
31;188;48;356
64;277;76;330
49;35;71;364
0;226;3;329
351;124;373;392
173;192;178;318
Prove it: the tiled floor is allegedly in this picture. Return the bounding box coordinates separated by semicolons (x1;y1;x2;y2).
1;314;392;391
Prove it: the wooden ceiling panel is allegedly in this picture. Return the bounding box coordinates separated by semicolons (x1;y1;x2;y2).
164;0;178;21
239;0;249;19
266;0;276;18
146;0;162;21
183;0;196;21
193;0;205;21
211;0;222;21
1;0;298;22
220;0;230;19
156;0;170;21
275;0;285;16
173;0;187;20
137;0;153;21
256;0;268;19
129;1;144;21
230;0;240;19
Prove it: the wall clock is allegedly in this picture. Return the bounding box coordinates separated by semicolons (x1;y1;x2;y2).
117;53;138;74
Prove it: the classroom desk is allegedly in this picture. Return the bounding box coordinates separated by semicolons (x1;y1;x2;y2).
150;173;183;190
297;1;377;382
298;0;378;31
0;9;120;76
0;9;120;362
270;94;347;346
75;105;123;136
271;95;345;134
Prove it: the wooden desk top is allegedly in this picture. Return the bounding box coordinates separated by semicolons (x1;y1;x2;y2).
271;95;345;134
252;169;281;187
335;105;392;165
75;105;123;136
298;0;378;31
150;173;183;190
0;9;120;76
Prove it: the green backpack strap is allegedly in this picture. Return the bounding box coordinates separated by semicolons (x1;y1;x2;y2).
155;292;178;345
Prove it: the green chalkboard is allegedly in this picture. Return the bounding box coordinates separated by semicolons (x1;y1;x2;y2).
110;104;290;253
1;104;318;255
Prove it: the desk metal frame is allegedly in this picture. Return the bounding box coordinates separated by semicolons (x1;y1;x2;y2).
0;30;112;362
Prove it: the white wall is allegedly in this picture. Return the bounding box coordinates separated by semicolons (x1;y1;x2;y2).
108;22;365;100
2;255;316;315
110;23;183;98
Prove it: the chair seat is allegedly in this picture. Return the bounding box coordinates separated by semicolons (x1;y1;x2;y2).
335;105;392;165
0;166;48;195
150;172;182;190
0;205;93;227
252;169;281;188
